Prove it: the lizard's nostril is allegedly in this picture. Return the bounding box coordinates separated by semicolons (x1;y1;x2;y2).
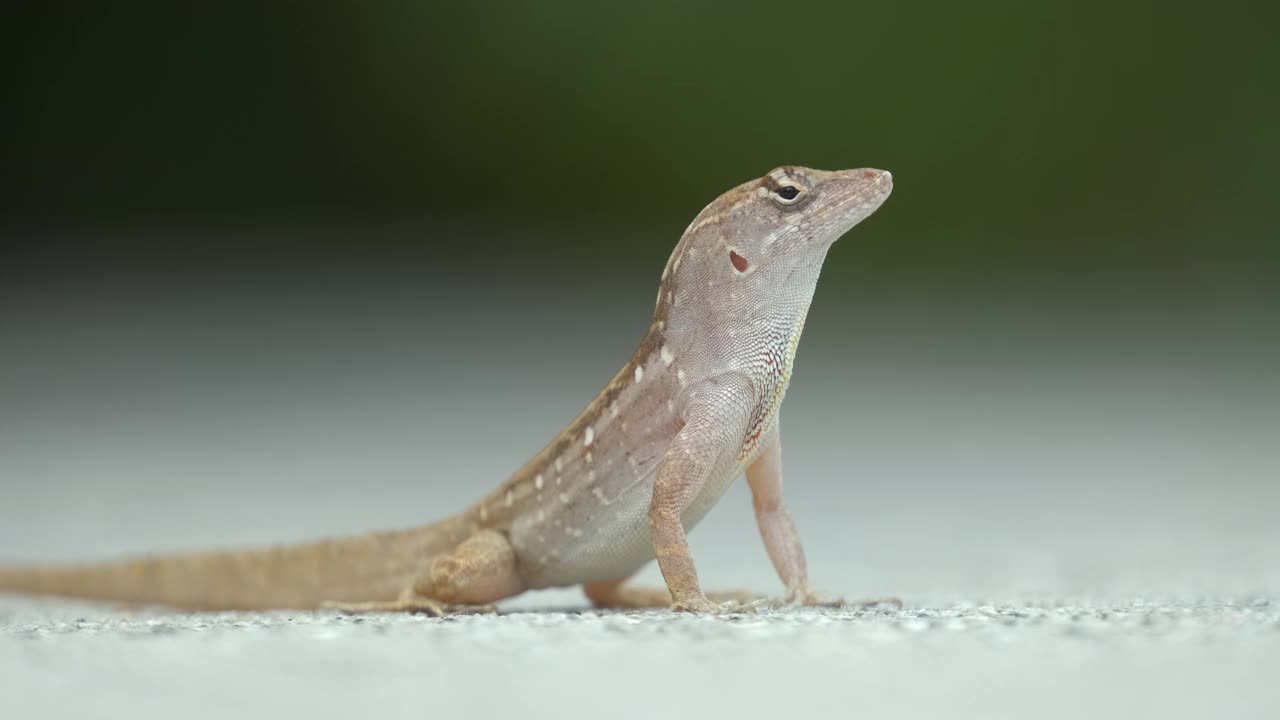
863;170;878;180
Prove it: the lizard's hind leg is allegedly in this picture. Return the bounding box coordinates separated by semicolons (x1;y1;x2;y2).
326;529;526;615
583;577;763;610
419;529;526;604
582;575;902;612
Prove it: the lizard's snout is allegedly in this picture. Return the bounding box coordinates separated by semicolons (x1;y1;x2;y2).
859;168;892;186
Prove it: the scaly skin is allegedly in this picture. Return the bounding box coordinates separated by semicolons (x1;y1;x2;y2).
0;166;894;614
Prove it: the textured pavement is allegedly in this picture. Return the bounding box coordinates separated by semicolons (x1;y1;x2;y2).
3;595;1277;719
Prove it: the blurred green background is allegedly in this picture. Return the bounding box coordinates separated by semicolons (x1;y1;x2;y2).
7;2;1277;288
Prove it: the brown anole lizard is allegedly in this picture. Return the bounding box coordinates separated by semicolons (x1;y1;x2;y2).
0;166;894;614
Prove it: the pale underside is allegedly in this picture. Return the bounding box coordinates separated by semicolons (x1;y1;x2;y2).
463;327;786;589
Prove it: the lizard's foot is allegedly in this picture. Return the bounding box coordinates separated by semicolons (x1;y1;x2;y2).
670;594;758;615
584;579;765;611
706;590;768;606
321;593;497;616
779;585;903;610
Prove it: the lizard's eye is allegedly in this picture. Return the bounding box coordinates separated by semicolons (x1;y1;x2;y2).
774;185;801;203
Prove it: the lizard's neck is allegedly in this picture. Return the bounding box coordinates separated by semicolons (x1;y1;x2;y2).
656;242;829;463
657;241;828;377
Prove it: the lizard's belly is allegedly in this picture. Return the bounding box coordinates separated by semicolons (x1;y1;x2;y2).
518;511;655;588
510;466;659;589
500;340;783;590
511;457;746;589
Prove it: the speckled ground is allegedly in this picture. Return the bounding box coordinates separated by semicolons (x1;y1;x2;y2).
3;595;1277;719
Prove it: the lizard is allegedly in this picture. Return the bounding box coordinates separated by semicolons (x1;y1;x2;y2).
0;165;894;614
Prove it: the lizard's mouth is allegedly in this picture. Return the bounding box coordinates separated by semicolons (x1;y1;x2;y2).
821;168;893;237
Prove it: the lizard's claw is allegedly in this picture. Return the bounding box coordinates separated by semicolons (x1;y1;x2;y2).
670;595;757;615
782;585;904;610
783;584;841;608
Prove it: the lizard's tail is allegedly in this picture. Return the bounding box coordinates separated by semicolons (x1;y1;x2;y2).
0;520;471;610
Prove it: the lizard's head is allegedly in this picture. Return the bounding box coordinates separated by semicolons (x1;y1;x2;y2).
662;166;892;305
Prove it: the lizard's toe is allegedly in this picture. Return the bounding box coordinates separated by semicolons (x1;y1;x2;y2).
670;596;757;615
778;585;903;611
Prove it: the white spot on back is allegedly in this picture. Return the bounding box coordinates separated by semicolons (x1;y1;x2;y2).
535;474;544;490
634;366;644;383
584;426;594;446
677;369;687;384
660;345;674;366
504;489;514;507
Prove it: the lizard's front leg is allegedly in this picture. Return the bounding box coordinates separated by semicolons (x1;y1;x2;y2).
745;422;818;605
747;421;902;610
649;376;753;613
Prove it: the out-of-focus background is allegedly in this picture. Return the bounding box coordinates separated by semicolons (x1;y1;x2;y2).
2;3;1278;717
